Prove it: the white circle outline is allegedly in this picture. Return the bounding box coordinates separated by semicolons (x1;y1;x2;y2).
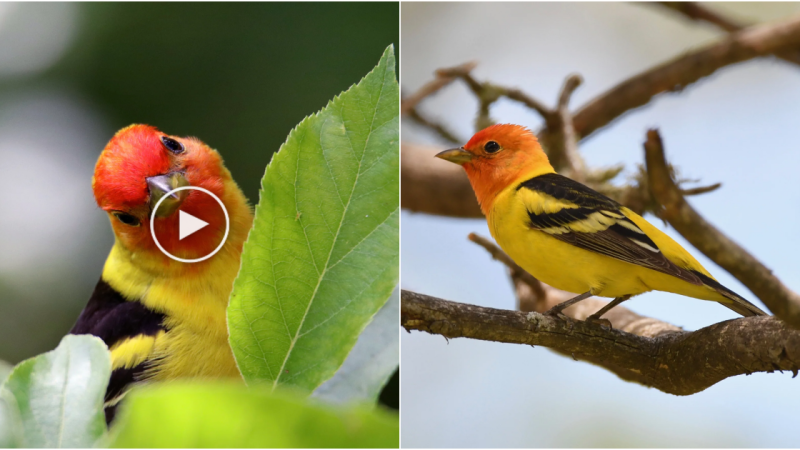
149;186;230;263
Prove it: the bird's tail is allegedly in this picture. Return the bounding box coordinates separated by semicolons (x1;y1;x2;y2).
694;271;767;317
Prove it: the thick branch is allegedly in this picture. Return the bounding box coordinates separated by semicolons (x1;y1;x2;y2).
658;2;800;65
556;13;800;143
644;129;800;329
402;290;800;395
401;143;482;218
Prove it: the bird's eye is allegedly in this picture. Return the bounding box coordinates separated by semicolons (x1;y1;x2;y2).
112;211;141;227
161;136;185;155
484;141;501;153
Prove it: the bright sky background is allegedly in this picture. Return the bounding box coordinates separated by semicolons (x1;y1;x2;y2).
401;2;800;447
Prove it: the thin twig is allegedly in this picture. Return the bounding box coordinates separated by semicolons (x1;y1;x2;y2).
680;182;722;196
659;2;742;32
551;74;586;180
401;61;478;116
406;107;463;145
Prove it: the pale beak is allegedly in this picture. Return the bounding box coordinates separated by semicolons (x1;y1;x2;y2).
435;147;473;165
147;172;190;217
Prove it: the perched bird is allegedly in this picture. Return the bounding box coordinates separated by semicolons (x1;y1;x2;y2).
436;124;766;322
70;125;253;421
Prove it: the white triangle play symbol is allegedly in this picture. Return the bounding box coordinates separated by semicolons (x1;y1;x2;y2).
179;210;209;240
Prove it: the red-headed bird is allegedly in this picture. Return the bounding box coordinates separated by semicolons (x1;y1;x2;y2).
70;125;253;421
436;124;766;322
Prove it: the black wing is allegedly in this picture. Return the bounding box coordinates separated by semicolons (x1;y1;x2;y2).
70;278;166;422
517;173;703;286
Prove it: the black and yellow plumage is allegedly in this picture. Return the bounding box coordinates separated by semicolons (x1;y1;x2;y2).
69;125;254;422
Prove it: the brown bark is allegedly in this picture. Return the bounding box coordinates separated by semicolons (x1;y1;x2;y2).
402;290;800;395
658;2;800;65
401;142;482;218
561;13;800;143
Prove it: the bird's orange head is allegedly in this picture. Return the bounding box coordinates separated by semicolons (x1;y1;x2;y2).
93;124;234;263
435;124;553;214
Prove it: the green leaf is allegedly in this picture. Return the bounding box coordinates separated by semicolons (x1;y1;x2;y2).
228;44;399;391
313;287;399;404
0;335;110;448
107;382;399;448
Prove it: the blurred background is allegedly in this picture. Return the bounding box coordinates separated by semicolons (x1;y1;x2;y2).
401;2;800;447
0;2;398;408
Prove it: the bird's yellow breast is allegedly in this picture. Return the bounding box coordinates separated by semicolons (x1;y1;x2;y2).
103;243;242;380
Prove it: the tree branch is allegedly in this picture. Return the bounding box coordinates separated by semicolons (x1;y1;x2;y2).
401;143;482;218
560;13;800;143
405;107;463;145
643;129;800;329
548;74;586;181
401;290;800;395
658;2;800;65
401;61;478;116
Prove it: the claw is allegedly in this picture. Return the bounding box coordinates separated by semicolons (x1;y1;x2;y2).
585;316;613;329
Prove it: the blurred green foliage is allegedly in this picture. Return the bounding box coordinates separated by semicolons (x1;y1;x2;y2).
108;383;399;448
0;1;398;406
53;2;399;203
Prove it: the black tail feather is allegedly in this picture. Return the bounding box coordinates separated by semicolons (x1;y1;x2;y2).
691;271;767;317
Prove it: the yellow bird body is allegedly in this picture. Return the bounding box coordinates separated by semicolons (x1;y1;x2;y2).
436;123;765;318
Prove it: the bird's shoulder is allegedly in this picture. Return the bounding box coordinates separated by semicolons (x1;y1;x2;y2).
514;173;631;235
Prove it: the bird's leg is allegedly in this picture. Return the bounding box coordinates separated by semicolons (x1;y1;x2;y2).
544;291;593;318
585;295;632;328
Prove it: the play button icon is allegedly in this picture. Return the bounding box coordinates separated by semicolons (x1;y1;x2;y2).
179;210;209;240
150;186;230;263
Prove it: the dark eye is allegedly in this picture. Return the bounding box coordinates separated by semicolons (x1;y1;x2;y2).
161;136;184;154
484;141;501;153
112;211;141;227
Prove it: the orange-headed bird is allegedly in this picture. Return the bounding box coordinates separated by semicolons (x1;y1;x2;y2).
70;125;253;421
436;124;766;321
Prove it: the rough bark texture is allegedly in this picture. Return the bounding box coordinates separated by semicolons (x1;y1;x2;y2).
402;290;800;395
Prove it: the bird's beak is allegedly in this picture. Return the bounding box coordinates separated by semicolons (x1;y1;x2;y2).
147;172;190;217
435;147;473;165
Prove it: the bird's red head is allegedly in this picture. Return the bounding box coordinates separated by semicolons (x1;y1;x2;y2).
93;124;233;263
435;124;553;214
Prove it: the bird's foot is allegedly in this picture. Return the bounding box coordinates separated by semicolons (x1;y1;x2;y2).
585;315;612;329
543;305;570;321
